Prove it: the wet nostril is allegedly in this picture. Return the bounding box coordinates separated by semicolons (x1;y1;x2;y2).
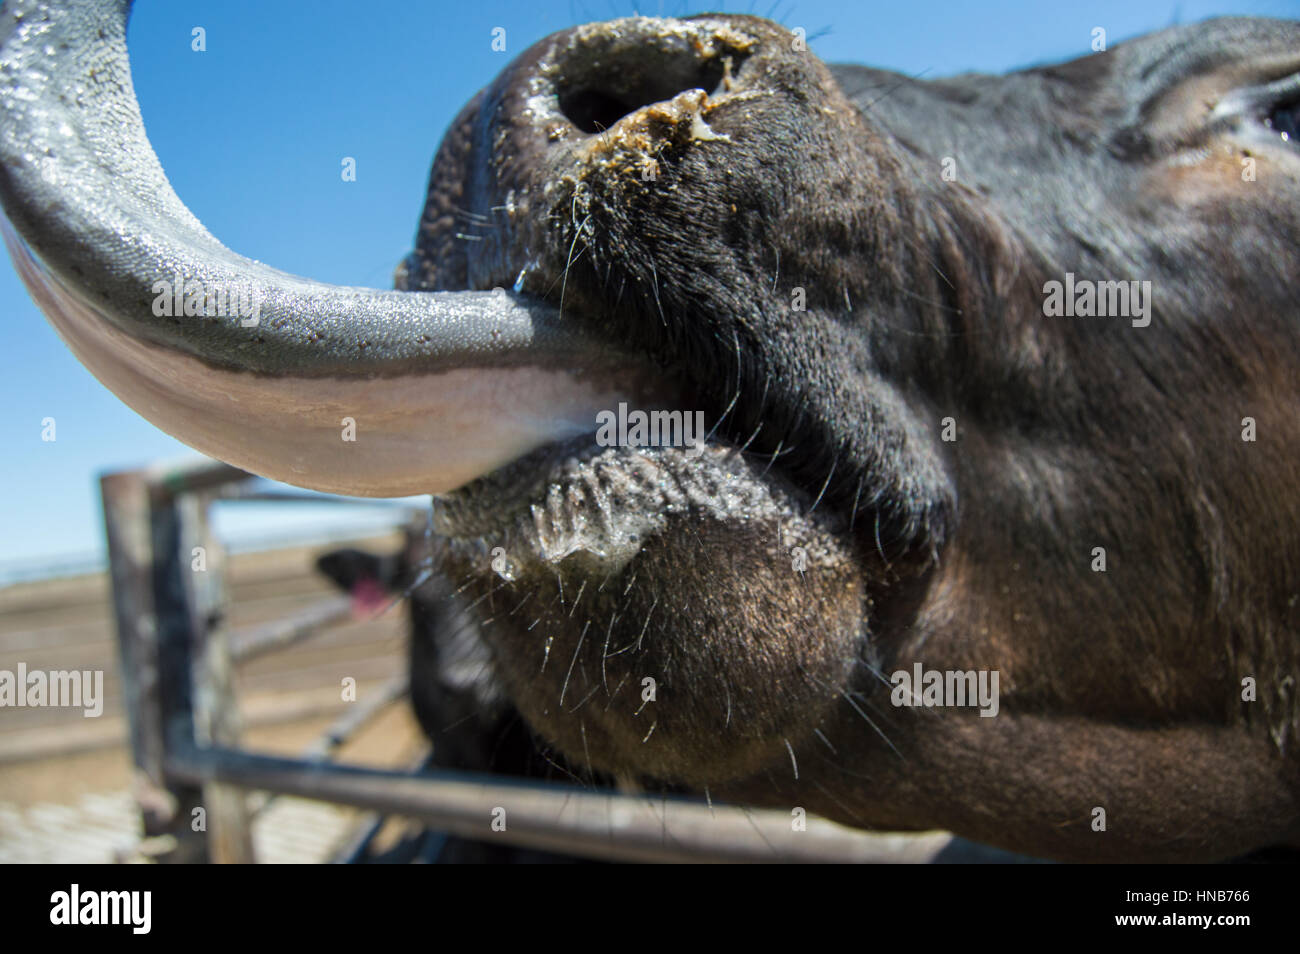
558;89;642;135
555;51;739;134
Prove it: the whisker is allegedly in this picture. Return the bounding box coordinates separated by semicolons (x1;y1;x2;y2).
607;593;657;656
568;682;602;713
568;578;588;617
808;451;838;514
848;472;866;535
603;671;631;711
601;611;621;691
559;619;591;706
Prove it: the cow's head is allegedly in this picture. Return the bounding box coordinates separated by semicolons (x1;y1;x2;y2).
4;0;1298;860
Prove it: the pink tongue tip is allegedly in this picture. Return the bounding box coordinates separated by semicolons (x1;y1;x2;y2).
350;577;391;618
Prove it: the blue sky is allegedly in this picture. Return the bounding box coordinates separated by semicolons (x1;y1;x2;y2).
2;0;1296;577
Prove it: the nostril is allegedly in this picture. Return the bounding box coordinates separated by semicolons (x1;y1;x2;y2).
555;49;742;135
559;89;643;135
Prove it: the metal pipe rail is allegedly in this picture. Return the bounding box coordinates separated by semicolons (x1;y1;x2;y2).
100;457;1018;864
167;744;966;864
229;596;356;663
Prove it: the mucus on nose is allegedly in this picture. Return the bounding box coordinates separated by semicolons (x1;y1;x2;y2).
531;20;754;138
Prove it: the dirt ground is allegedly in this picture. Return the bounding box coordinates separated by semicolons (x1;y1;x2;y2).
0;533;428;861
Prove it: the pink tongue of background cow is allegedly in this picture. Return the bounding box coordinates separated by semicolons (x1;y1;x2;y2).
349;578;392;618
0;0;637;497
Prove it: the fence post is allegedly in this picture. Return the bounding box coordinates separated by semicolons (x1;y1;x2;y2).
101;465;254;863
178;488;254;863
101;469;202;861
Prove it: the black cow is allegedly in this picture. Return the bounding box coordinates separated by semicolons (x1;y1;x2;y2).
2;1;1298;861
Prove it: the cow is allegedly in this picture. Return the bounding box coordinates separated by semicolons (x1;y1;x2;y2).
315;544;594;863
2;0;1298;862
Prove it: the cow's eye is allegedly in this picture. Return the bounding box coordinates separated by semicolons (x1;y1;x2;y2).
1265;98;1299;144
1207;72;1300;151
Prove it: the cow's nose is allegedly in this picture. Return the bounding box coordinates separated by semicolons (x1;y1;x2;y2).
401;16;769;292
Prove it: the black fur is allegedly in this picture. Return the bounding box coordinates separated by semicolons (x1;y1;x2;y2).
389;15;1300;861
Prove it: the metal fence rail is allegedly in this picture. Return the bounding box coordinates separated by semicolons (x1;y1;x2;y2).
99;458;1014;864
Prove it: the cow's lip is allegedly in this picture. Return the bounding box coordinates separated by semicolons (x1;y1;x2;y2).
428;288;724;540
430;433;813;579
431;433;624;539
431;362;727;545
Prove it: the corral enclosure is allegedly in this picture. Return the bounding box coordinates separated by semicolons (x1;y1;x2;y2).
0;530;426;863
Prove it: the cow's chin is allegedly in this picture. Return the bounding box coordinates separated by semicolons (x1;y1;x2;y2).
431;439;868;787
